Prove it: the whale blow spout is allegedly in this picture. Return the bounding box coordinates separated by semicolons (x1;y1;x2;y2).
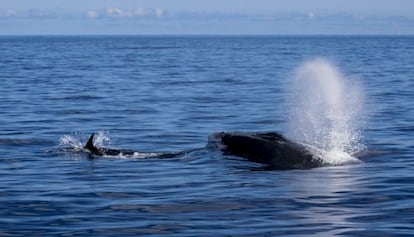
287;58;365;165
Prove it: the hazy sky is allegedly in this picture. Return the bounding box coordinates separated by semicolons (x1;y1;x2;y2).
1;0;413;35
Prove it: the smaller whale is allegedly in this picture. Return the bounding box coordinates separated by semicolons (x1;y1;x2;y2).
212;132;323;169
84;133;183;158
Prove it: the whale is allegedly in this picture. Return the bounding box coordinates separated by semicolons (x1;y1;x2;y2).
210;132;323;169
84;132;325;169
84;133;184;158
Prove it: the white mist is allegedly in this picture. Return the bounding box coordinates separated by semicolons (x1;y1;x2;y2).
287;58;365;165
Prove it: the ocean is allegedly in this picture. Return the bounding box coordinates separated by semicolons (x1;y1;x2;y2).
0;35;413;236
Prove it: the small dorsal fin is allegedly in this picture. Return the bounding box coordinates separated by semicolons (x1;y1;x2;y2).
84;133;104;156
85;133;95;150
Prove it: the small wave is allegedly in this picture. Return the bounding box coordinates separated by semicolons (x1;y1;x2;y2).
0;138;46;145
51;95;104;101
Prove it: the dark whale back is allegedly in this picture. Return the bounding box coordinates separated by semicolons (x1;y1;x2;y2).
220;132;322;169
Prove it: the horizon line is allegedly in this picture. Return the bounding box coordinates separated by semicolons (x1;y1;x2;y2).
1;33;414;37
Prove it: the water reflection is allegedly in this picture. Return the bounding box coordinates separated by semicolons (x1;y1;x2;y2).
275;166;362;235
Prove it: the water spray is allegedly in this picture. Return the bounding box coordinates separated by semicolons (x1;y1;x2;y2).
287;58;365;165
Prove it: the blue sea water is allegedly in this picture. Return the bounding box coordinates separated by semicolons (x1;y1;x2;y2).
0;35;413;236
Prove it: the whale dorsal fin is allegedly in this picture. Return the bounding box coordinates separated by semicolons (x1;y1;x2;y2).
84;133;104;156
85;133;95;150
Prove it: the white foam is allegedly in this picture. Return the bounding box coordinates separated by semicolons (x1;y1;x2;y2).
59;134;83;151
104;152;161;159
287;58;365;165
93;131;112;147
58;131;111;152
